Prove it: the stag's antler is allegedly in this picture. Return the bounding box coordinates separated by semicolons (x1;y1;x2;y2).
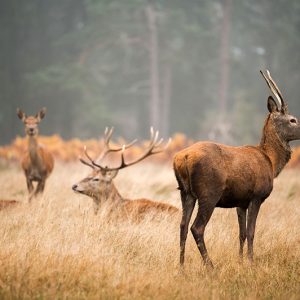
97;127;137;161
83;127;171;172
79;152;95;169
79;127;137;169
260;70;288;113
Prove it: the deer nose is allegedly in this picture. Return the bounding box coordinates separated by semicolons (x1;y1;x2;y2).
72;184;78;191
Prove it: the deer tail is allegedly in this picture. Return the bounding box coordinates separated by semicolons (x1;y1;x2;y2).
184;155;197;199
174;154;197;199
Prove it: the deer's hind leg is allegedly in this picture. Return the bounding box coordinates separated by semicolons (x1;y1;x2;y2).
180;190;196;266
190;199;215;268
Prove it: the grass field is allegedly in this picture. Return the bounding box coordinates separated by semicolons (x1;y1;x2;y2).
0;161;299;299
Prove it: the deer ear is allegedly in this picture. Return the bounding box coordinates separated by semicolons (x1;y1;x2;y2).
36;107;47;121
17;108;26;121
267;96;279;113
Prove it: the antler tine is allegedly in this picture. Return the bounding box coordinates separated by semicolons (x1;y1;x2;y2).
266;70;282;95
266;70;282;107
266;70;287;112
119;145;126;168
78;145;99;170
153;137;172;154
123;138;138;149
97;127;137;161
260;70;282;107
99;128;171;172
81;145;107;171
104;127;114;146
154;130;159;144
260;70;273;91
148;127;159;146
165;137;172;149
150;126;154;138
260;70;287;112
84;146;96;164
79;157;95;169
105;126;137;150
155;137;164;147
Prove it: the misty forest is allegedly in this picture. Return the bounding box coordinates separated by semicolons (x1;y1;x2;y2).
1;1;300;299
1;0;300;145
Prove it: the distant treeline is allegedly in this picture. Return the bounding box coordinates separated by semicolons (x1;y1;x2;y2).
1;0;300;145
1;134;300;168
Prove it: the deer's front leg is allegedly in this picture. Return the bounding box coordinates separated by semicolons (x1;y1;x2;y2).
35;180;45;195
26;175;34;193
237;207;247;259
26;176;35;202
246;200;261;262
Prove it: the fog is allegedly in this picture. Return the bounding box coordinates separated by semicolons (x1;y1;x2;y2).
1;0;300;145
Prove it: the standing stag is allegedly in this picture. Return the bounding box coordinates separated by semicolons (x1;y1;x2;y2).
174;70;300;268
72;127;178;217
17;108;54;200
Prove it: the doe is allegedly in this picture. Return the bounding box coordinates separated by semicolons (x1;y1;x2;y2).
17;108;54;200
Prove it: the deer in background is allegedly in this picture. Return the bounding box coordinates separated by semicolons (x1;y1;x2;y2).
72;127;178;217
17;108;54;200
0;200;19;211
174;70;300;268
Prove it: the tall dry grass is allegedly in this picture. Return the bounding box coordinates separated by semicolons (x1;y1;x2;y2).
0;161;299;299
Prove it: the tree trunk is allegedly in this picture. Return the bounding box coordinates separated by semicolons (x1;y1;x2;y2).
208;0;233;144
146;0;160;130
218;0;232;115
162;63;172;138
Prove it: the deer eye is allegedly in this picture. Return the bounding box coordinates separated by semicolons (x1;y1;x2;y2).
93;178;100;182
290;118;297;124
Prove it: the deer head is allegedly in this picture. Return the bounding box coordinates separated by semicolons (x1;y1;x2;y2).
261;70;300;142
72;127;171;206
72;167;120;203
17;107;47;137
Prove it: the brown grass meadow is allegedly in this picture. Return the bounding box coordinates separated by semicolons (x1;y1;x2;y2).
0;160;299;299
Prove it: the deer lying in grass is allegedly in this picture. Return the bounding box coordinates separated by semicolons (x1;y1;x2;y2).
72;128;178;218
174;70;300;268
17;108;54;200
0;200;19;211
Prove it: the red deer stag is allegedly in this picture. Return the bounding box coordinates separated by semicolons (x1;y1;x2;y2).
17;108;54;200
174;70;300;268
72;127;178;217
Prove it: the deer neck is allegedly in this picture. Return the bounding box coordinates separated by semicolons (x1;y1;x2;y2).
28;135;42;167
259;116;291;177
93;181;124;205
